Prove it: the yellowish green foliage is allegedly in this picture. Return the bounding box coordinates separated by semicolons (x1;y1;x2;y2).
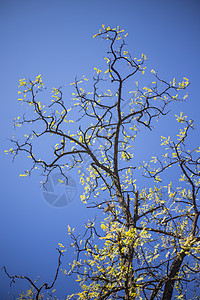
7;25;200;300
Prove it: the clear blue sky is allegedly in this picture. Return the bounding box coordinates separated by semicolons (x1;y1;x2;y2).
1;0;200;298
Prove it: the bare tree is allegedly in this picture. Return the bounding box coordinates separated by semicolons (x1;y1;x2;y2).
5;25;200;299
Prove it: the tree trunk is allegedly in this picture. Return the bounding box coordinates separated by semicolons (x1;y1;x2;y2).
162;251;186;300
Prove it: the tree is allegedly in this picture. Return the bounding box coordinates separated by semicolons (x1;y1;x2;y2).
5;25;200;300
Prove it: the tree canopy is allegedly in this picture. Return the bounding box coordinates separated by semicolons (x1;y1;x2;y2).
5;25;200;300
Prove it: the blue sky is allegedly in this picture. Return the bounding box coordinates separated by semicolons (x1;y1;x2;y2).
1;0;200;298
